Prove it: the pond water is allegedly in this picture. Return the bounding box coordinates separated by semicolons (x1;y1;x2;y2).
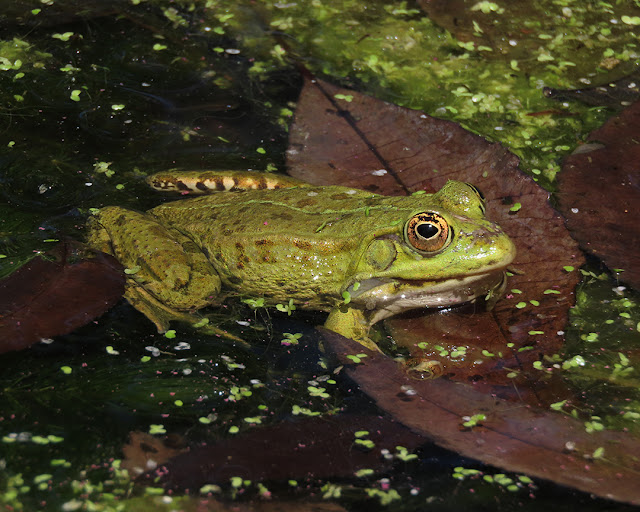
1;1;640;510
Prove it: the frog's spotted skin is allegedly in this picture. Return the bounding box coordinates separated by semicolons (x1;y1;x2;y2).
87;170;516;351
147;170;311;194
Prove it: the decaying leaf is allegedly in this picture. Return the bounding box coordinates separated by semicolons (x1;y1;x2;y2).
122;431;188;478
322;330;640;505
0;242;125;353
557;100;640;290
141;414;424;492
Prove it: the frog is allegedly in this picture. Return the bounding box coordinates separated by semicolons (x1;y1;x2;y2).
87;170;516;352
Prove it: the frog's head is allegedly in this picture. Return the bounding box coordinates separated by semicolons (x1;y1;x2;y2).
346;181;516;324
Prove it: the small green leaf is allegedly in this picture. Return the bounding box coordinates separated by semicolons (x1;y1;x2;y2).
346;353;368;364
243;297;265;308
550;400;567;411
52;32;74;41
149;424;166;435
193;317;210;328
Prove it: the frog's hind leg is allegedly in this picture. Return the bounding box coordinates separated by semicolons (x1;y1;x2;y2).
124;284;201;333
87;206;232;336
124;285;243;342
146;170;312;195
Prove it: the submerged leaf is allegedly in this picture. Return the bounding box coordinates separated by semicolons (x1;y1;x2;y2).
122;431;188;478
141;414;424;491
0;242;125;353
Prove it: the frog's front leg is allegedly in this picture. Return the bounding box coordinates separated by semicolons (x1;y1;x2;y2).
324;306;381;353
87;206;221;332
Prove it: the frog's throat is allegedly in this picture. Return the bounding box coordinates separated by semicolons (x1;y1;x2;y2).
348;270;508;326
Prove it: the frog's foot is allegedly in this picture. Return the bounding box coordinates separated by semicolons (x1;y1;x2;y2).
324;306;381;353
125;285;244;343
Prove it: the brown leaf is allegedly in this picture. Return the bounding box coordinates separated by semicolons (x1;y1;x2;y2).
322;330;640;505
0;242;125;353
288;78;583;385
122;431;188;478
141;414;424;492
557;100;640;290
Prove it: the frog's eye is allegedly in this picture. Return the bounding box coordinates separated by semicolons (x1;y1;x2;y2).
405;212;451;253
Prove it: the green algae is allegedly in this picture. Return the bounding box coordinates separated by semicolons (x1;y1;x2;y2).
212;0;640;186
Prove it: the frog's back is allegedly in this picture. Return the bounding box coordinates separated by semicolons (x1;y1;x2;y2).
147;186;407;307
148;185;403;236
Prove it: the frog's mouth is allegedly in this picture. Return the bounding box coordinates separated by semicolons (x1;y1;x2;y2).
347;270;509;326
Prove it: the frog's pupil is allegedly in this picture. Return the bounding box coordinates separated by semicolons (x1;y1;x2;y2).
417;222;439;239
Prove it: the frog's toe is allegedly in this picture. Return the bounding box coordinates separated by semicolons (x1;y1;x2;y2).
125;284;246;344
191;316;247;345
125;285;185;332
352;336;382;353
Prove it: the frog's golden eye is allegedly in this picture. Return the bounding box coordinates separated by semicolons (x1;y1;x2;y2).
405;212;451;253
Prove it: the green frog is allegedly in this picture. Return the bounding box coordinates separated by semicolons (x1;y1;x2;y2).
87;170;516;351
